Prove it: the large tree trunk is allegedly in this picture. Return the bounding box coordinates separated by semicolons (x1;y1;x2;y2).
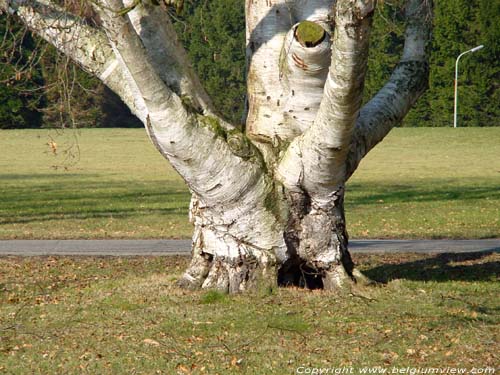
179;187;356;293
2;0;432;293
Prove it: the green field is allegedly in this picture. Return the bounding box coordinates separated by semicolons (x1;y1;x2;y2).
0;252;498;373
0;128;499;239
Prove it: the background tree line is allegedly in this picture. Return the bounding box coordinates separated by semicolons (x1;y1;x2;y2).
0;0;498;129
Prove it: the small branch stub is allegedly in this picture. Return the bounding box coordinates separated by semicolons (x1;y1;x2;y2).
295;21;325;48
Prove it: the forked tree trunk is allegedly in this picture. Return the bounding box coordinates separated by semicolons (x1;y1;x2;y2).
179;186;354;293
2;0;432;293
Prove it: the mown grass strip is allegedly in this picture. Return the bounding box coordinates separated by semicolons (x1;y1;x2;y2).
0;128;499;239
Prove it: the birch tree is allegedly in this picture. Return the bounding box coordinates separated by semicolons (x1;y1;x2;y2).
1;0;432;292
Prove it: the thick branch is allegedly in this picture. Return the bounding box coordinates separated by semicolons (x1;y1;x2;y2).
124;1;214;115
95;0;273;213
280;21;332;136
98;0;184;118
345;0;432;179
4;0;270;212
277;0;374;207
245;0;294;143
245;0;334;146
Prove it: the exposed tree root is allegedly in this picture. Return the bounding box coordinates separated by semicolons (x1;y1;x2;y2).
178;247;375;293
322;264;355;291
178;251;277;294
176;250;212;290
352;268;377;286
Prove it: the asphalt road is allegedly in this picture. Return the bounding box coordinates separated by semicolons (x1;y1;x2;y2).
0;239;498;256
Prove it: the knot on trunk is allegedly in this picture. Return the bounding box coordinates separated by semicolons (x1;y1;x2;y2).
227;131;255;160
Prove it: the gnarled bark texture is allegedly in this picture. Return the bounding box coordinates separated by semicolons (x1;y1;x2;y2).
1;0;433;292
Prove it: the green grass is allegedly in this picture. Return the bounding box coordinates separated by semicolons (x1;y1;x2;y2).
0;128;499;239
0;253;498;373
346;128;500;239
0;129;191;239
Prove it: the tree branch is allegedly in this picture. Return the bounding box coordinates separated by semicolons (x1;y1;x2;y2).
245;0;294;143
345;0;432;179
245;0;334;146
277;0;374;207
123;0;214;115
82;0;271;208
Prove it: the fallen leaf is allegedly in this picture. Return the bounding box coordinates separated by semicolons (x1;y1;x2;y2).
143;339;160;347
177;364;191;374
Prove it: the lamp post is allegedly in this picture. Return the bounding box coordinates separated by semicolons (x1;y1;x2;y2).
454;45;484;128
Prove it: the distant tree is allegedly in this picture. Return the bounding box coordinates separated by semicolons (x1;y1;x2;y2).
0;16;44;128
174;0;246;124
39;45;141;128
39;46;105;128
363;1;404;102
402;0;499;127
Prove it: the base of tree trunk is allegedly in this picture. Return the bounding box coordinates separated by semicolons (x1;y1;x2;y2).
178;252;372;293
177;189;375;294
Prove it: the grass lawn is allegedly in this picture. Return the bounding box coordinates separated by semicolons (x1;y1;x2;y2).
0;127;499;239
0;253;498;373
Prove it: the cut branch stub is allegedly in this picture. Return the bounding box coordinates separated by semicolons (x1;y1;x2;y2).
295;20;326;47
279;21;331;136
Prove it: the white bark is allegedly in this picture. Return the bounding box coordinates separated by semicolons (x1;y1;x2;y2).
96;0;286;291
180;177;287;293
123;1;214;115
245;0;334;146
280;22;332;135
277;0;374;207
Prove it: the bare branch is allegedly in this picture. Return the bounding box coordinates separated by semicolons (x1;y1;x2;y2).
1;0;111;76
121;0;214;114
345;0;432;179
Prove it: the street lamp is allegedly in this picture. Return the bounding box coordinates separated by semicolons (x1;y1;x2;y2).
454;45;484;128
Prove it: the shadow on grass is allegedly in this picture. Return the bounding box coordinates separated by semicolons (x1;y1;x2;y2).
0;176;191;225
0;173;98;180
347;181;500;205
364;251;500;283
0;206;190;225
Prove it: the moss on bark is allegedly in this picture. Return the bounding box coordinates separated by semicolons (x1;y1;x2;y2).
295;21;325;47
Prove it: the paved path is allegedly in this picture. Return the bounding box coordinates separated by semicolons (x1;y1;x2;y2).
0;239;498;256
